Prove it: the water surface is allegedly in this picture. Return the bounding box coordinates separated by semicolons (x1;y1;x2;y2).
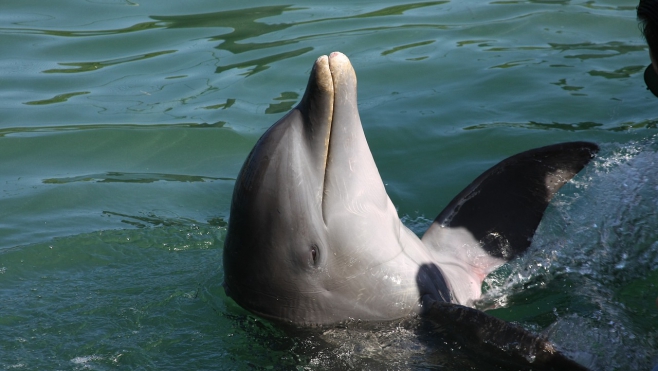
1;0;657;369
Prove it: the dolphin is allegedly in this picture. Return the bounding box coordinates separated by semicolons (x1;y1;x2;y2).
223;52;596;368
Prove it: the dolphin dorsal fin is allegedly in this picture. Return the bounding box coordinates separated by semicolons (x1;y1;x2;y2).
420;142;598;303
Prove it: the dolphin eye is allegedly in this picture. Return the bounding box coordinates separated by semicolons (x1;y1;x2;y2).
310;244;319;266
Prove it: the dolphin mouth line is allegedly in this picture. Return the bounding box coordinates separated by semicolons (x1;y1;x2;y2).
320;54;337;223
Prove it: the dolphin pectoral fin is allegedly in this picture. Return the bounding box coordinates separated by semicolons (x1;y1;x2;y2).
420;300;591;371
422;141;598;262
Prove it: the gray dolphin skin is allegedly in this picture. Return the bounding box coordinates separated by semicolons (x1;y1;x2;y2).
223;52;597;369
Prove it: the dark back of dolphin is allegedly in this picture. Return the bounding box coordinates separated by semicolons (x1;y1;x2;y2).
423;142;598;261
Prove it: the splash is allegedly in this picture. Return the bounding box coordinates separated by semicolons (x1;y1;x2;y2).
479;137;658;370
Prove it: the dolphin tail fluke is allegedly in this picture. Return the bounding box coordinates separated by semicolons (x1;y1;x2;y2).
420;142;598;303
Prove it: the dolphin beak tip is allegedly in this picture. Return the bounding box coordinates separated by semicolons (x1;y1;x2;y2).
328;52;351;71
329;51;347;59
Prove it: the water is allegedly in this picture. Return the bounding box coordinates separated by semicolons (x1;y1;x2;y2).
1;0;656;369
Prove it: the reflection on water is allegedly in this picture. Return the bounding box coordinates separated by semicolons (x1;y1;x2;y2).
201;98;234;110
42;172;233;184
215;46;313;76
382;40;436;57
0;0;656;369
42;50;176;74
154;6;299;54
464;121;605;131
101;210;211;228
24;91;90;105
589;64;646;79
464;120;658;132
0;121;227;137
0;20;161;38
551;42;646;60
265;91;299;114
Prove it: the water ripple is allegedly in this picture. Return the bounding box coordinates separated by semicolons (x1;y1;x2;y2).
42;50;176;74
42;172;233;185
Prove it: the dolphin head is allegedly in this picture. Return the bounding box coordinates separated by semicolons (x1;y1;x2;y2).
222;52;598;326
223;52;423;325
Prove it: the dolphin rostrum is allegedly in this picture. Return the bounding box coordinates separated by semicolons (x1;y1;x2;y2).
223;52;596;368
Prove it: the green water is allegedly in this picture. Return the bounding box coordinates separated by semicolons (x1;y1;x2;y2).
1;0;657;369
